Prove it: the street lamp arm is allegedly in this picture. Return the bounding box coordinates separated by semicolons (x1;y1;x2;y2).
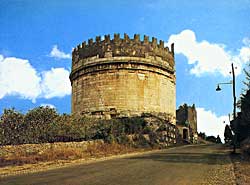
217;82;232;85
215;63;236;119
216;82;232;91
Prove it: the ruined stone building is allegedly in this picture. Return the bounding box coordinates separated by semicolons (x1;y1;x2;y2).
176;104;198;143
70;33;176;122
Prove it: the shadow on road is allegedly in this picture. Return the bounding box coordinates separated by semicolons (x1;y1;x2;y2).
127;145;231;165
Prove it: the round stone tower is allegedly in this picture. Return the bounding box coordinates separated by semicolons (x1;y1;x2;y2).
70;33;176;121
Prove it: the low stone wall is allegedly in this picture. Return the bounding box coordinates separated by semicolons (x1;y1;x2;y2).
0;140;104;157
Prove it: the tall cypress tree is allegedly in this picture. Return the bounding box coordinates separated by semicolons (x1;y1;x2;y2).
224;124;233;143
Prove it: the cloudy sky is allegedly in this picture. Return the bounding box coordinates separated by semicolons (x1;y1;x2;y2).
1;0;250;140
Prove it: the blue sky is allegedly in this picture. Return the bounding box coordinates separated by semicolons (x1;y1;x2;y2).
1;0;250;138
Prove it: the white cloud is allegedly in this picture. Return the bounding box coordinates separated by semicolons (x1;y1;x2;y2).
41;68;71;99
243;37;250;46
197;107;230;142
40;103;56;109
0;55;41;102
0;55;71;102
239;46;250;63
49;45;71;59
167;30;250;77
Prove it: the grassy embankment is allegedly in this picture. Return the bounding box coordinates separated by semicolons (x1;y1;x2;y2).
0;142;147;168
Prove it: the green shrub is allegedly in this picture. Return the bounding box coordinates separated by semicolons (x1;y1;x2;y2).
117;133;130;145
134;134;150;148
105;134;116;144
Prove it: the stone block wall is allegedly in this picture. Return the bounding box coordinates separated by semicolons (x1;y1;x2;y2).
176;104;198;143
176;104;197;132
0;140;104;158
70;34;176;121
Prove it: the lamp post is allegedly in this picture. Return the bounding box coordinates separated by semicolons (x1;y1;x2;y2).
216;63;237;152
216;63;236;120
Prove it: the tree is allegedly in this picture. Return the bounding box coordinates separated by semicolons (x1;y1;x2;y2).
224;124;233;143
242;63;250;90
198;132;206;140
232;62;250;142
216;135;222;144
235;90;250;142
239;63;250;125
240;90;250;124
206;136;217;143
24;106;59;143
0;108;24;145
51;113;72;142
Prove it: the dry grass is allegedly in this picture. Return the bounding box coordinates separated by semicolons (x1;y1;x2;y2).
0;142;140;167
86;142;137;157
0;147;84;167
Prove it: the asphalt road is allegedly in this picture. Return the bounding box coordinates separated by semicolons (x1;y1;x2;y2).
1;144;235;185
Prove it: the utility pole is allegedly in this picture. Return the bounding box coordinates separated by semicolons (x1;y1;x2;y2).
232;63;236;119
231;63;237;153
216;63;237;153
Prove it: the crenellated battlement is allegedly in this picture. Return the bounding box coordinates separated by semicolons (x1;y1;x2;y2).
72;33;174;69
70;33;176;121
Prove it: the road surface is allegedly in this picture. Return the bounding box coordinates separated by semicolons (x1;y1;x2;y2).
1;144;235;185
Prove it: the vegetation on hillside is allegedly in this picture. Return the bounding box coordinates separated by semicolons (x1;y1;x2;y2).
0;107;176;148
0;108;178;167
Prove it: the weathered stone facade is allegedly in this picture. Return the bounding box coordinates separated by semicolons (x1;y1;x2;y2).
176;104;198;143
70;33;176;121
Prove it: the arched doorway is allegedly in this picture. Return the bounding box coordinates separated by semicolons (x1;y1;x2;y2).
183;128;188;140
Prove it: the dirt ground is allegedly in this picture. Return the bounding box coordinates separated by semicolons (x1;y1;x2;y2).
230;151;250;185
